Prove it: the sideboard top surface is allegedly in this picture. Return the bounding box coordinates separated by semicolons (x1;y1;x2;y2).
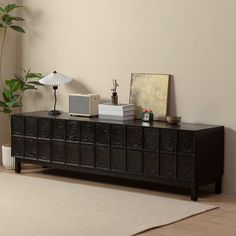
12;111;223;131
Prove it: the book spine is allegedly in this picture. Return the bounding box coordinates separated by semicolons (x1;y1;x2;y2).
99;114;134;120
99;110;135;116
98;105;134;112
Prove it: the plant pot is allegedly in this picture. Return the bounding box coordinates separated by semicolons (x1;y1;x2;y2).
2;144;15;170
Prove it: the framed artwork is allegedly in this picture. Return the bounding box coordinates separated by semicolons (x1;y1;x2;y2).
129;73;170;121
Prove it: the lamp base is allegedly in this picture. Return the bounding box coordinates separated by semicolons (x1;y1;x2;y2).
48;110;61;116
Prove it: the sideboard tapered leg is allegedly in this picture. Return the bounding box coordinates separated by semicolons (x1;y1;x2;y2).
191;185;198;201
15;158;21;173
215;176;222;194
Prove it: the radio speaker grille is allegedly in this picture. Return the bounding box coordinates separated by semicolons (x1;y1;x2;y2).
69;96;89;115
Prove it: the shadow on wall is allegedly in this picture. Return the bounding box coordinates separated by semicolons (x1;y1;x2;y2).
66;79;111;104
66;79;89;94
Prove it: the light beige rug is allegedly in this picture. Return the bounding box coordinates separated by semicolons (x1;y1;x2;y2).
0;171;217;236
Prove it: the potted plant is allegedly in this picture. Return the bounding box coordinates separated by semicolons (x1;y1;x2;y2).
0;3;43;169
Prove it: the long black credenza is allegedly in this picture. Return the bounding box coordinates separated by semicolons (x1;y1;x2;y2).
11;111;224;201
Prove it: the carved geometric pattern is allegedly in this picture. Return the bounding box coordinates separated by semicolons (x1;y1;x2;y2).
111;125;126;147
12;136;24;157
143;152;158;175
81;122;95;143
160;129;177;153
143;128;159;151
25;117;37;137
95;146;110;170
24;138;37;159
66;120;80;141
127;126;142;149
111;148;126;172
96;123;110;145
127;150;142;173
12;116;24;136
66;142;79;165
160;154;176;178
52;141;65;163
38;118;51;139
52;119;65;140
80;144;94;167
178;155;194;180
178;131;194;154
38;139;51;161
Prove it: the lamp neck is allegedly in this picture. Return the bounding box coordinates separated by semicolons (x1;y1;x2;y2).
53;85;58;90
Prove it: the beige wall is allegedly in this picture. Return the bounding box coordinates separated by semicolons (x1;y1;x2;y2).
18;0;236;194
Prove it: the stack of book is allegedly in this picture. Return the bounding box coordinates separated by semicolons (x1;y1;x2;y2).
98;103;135;120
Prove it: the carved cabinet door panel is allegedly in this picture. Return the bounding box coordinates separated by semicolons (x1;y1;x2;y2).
111;148;126;172
25;117;37;137
96;123;110;145
12;116;24;136
80;144;94;167
127;150;142;174
178;131;194;155
38;139;51;162
127;126;142;149
143;128;159;151
66;120;80;142
143;152;159;175
160;154;177;178
178;155;194;180
12;136;24;157
95;146;110;170
38;118;51;139
52;119;65;140
66;142;79;165
160;129;177;153
81;122;95;143
111;125;126;147
52;141;65;163
24;138;37;159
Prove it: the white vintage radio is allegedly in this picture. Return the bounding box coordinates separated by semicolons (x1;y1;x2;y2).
69;93;100;117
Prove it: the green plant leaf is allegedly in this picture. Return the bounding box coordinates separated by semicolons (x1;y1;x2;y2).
0;6;6;14
2;92;8;102
3;16;24;24
3;90;13;101
23;84;36;90
13;17;24;21
26;72;43;79
6;101;21;107
5;3;21;13
5;79;21;92
3;107;12;113
2;15;13;24
10;25;25;33
28;81;43;86
0;23;4;28
0;101;6;107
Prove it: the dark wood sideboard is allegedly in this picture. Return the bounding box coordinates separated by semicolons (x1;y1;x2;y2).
11;111;224;201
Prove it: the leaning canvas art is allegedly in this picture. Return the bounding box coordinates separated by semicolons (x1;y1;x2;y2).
129;73;170;121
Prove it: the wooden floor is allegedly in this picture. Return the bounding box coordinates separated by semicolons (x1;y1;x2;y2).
140;191;236;236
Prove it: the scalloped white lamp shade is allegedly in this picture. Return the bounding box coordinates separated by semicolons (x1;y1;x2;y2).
39;71;72;116
39;71;72;86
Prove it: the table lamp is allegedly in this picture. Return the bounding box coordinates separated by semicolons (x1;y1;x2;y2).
39;71;72;116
